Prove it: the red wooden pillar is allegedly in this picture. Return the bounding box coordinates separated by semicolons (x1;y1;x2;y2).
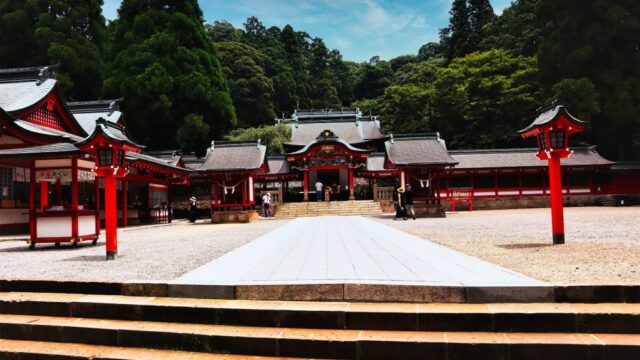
39;181;48;211
548;155;565;245
29;162;36;244
303;170;309;201
242;178;248;208
348;167;355;200
104;175;118;260
94;177;101;235
71;158;78;239
122;180;128;228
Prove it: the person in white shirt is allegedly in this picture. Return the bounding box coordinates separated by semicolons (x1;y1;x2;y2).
315;180;323;201
262;192;272;218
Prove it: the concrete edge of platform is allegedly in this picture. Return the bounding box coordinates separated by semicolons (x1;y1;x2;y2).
1;279;639;303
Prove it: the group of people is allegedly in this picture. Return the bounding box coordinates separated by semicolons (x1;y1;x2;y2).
314;181;346;201
393;183;416;220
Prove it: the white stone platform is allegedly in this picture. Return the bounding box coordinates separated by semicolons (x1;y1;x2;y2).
175;216;544;287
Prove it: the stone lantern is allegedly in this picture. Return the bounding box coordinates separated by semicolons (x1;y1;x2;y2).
518;101;587;244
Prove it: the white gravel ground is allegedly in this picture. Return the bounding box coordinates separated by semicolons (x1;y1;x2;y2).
378;206;640;285
0;219;289;282
1;207;638;285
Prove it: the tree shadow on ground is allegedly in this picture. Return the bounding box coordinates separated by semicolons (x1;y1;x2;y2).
60;255;111;262
497;243;555;249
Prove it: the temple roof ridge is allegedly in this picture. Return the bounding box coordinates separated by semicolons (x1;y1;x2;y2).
0;64;58;84
68;98;123;114
448;145;599;155
212;140;262;148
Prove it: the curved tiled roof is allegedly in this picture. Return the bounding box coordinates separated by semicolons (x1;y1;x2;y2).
197;141;266;172
287;136;370;156
126;151;190;174
288;120;386;146
385;134;458;166
14;120;83;142
449;147;613;169
76;118;142;149
266;156;290;174
519;104;587;134
0;78;56;113
0;143;80;159
68;99;123;135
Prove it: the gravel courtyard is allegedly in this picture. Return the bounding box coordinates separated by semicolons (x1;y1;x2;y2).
0;207;638;285
0;219;288;282
378;206;640;285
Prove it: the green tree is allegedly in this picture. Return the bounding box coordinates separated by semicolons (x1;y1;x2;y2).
104;0;236;150
225;124;292;155
378;84;431;133
440;0;472;61
205;20;241;43
537;0;640;159
177;114;210;156
431;49;542;148
215;41;275;128
354;57;393;100
0;0;107;100
480;0;541;56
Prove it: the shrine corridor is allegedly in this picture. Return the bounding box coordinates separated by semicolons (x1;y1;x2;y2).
175;216;543;287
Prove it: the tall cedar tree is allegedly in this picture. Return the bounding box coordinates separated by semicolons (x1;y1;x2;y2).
0;0;107;100
537;0;640;160
440;0;472;61
467;0;496;49
104;0;236;150
214;41;275;128
479;0;541;56
440;0;495;61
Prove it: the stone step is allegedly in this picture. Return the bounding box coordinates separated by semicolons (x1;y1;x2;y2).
0;338;299;360
275;201;383;218
1;292;639;334
0;313;637;359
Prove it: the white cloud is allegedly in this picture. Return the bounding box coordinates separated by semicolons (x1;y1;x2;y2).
411;15;428;28
334;36;352;49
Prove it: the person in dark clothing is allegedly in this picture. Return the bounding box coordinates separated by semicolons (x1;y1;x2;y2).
395;187;406;220
188;196;197;223
392;182;400;216
404;184;416;220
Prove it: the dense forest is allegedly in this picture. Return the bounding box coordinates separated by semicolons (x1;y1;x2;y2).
0;0;638;160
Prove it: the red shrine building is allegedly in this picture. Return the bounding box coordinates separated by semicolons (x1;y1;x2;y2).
0;66;188;247
1;65;639;244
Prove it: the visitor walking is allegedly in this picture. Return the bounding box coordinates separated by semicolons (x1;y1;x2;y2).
395;187;406;220
188;196;197;223
262;192;272;218
315;180;323;201
404;184;416;220
392;181;400;215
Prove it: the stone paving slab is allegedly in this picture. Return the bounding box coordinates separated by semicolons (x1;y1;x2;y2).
175;216;544;287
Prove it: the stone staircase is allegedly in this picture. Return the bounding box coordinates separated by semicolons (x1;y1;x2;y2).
275;200;384;218
0;291;638;359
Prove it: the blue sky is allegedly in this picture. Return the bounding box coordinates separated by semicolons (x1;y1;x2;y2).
102;0;513;62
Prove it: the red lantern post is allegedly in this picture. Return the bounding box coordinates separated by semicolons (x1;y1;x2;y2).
77;119;142;259
519;102;587;244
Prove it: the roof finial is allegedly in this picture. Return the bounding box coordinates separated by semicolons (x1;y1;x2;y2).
36;65;54;86
210;140;215;150
390;134;394;144
257;138;261;148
